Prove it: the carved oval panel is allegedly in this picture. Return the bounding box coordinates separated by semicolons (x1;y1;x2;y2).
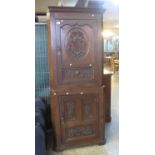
65;28;89;59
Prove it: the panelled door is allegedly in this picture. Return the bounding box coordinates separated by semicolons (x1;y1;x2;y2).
52;13;103;88
57;88;104;146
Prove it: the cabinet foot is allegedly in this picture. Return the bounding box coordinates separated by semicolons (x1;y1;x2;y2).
98;138;106;145
54;145;65;152
105;116;112;122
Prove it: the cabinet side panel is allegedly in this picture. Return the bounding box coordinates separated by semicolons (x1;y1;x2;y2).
99;86;105;143
50;95;62;149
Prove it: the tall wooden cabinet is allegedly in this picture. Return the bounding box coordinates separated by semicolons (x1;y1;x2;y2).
48;7;105;151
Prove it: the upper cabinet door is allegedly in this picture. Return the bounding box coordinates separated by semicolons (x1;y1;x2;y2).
49;11;103;88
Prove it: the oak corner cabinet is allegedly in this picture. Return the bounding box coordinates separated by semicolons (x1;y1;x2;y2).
48;7;105;151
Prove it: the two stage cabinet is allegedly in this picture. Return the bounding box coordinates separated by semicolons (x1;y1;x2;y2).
48;7;105;151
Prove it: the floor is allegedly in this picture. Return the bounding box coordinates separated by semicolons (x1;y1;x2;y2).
47;71;119;155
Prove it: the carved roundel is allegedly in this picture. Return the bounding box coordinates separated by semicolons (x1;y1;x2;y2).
65;28;89;59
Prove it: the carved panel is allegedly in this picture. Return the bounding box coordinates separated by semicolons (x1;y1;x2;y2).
66;125;94;138
82;96;97;120
83;102;94;119
59;96;79;122
65;101;76;121
62;68;93;81
65;28;89;59
60;23;94;66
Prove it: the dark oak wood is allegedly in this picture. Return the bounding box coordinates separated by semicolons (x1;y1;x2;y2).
48;7;104;90
48;7;105;151
35;12;46;16
48;6;105;13
103;73;112;122
50;86;105;151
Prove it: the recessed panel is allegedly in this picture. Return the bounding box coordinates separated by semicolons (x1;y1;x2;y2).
65;124;95;140
82;95;97;121
62;67;94;82
60;23;94;65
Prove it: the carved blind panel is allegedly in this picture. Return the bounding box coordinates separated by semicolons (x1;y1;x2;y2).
82;95;98;120
59;96;80;123
62;67;94;82
65;27;89;60
60;24;94;64
65;101;76;121
65;125;96;140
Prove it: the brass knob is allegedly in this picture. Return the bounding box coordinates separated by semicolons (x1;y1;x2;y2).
66;92;69;95
56;21;60;25
80;92;84;95
75;70;79;75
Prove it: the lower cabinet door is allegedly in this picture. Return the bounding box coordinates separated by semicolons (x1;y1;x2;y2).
51;86;105;150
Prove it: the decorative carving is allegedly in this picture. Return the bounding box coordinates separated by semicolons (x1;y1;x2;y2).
75;70;80;75
84;102;94;119
83;96;97;120
65;101;76;121
67;125;94;138
62;68;93;81
66;28;88;59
